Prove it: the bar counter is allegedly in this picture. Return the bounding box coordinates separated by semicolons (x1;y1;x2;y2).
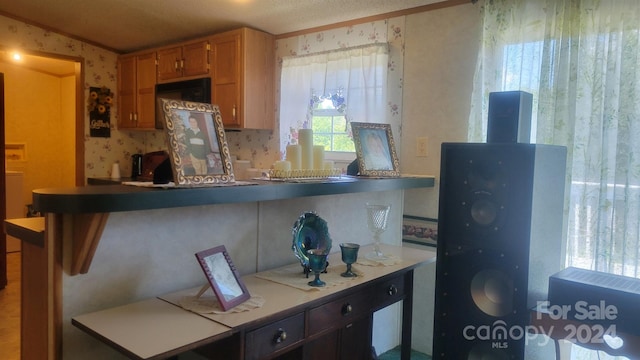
32;176;435;214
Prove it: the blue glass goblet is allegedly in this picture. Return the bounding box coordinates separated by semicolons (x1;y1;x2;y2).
307;249;328;287
339;243;360;277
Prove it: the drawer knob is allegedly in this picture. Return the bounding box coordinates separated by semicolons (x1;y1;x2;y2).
387;284;398;296
342;303;353;315
274;328;287;343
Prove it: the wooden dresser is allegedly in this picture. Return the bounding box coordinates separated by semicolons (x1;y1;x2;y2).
71;245;436;360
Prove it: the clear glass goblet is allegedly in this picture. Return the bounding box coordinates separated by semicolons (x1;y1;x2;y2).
366;203;390;260
339;243;360;277
307;249;328;287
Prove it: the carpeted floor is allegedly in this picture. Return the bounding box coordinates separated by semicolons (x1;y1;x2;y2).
378;346;431;360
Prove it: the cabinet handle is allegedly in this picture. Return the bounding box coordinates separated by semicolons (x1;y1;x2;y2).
180;59;185;70
232;105;236;120
129;112;133;121
387;284;398;296
342;303;353;316
273;328;287;344
133;113;138;123
174;60;179;71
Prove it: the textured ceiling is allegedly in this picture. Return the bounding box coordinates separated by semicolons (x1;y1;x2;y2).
0;0;446;54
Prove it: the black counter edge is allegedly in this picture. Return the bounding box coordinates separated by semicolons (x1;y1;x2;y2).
32;177;435;214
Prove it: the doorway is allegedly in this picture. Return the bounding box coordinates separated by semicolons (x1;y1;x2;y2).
1;50;82;245
0;52;82;359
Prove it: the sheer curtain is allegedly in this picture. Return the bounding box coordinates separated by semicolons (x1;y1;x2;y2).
279;44;388;155
469;0;640;278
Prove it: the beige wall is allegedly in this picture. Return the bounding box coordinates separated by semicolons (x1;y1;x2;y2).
401;4;482;355
402;4;482;218
1;62;76;208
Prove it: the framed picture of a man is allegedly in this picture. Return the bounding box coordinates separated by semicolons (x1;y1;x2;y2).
351;122;400;177
160;99;234;186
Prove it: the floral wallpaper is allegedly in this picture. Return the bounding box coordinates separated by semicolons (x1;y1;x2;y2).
0;15;154;180
1;14;406;179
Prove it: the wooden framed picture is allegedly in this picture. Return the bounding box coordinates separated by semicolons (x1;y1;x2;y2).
159;99;234;186
351;122;400;177
195;245;250;311
402;215;437;247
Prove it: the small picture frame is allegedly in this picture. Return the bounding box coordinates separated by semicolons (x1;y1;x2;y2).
351;122;400;177
159;99;235;186
195;245;250;311
402;215;438;247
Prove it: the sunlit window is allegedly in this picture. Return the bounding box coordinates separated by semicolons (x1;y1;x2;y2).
310;94;354;153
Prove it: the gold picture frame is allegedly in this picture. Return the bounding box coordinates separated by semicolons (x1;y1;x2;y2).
159;99;235;186
351;122;400;177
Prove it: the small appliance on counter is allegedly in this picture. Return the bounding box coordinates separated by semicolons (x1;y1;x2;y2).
131;153;143;180
137;151;173;184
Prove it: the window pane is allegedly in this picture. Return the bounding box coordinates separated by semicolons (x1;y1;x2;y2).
313;117;332;133
332;116;347;133
310;94;353;153
333;134;355;152
314;134;331;150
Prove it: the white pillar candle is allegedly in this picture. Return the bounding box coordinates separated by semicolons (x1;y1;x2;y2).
313;145;325;170
286;144;301;170
298;129;313;170
274;160;291;172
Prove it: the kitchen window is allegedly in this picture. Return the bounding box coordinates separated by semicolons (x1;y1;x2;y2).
309;93;354;155
279;44;388;160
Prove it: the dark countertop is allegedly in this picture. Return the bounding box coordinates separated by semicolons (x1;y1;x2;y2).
33;176;435;214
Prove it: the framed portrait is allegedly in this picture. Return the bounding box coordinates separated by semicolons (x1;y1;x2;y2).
159;99;234;186
195;245;250;311
351;122;400;177
402;215;437;248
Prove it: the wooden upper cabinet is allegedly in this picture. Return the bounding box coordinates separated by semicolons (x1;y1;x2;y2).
157;40;210;83
117;29;274;131
211;28;275;130
118;52;157;130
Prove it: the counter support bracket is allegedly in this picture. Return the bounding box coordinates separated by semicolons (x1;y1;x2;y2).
70;213;109;275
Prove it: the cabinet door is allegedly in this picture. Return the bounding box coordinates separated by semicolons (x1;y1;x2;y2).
211;33;241;128
182;41;210;78
135;52;158;129
158;41;209;82
303;331;339;360
303;317;372;360
339;316;373;359
156;47;182;82
117;55;137;128
243;28;275;130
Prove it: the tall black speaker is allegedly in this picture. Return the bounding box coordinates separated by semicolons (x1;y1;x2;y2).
433;143;566;359
487;91;532;143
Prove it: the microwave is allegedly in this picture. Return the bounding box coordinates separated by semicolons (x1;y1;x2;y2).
155;77;212;129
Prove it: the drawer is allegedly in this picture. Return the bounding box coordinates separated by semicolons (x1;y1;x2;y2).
245;312;305;360
307;290;372;336
372;274;406;310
